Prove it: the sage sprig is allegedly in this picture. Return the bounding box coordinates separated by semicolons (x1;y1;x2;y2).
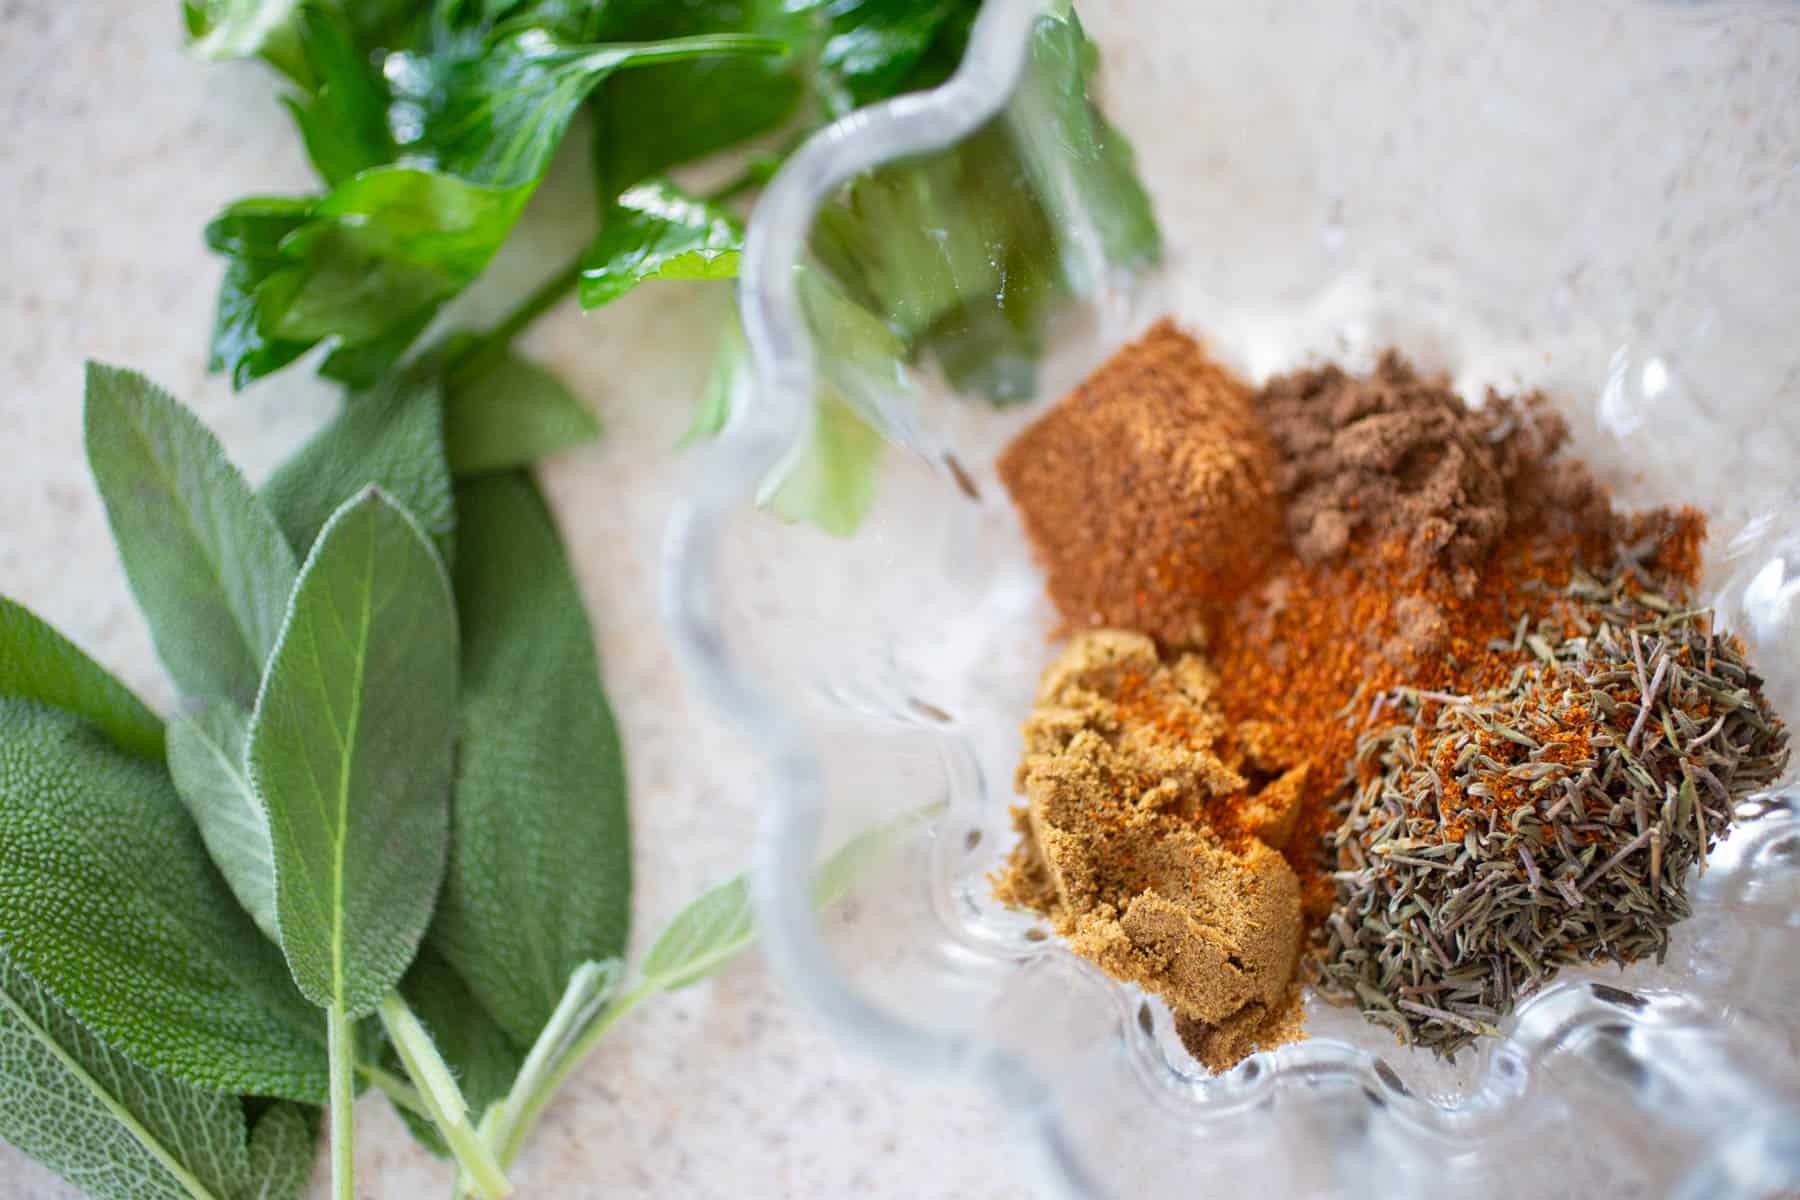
1;356;926;1199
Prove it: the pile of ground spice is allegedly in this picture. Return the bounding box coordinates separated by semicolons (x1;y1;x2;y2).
994;320;1785;1069
1260;353;1611;579
992;630;1307;1069
996;320;1281;645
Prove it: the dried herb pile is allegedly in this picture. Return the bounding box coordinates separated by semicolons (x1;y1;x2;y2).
1317;547;1790;1053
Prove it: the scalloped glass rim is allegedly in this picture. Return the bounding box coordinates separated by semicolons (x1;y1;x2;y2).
661;1;1800;1196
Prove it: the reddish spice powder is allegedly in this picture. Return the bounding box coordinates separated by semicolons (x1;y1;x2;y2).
1204;509;1705;920
997;320;1283;645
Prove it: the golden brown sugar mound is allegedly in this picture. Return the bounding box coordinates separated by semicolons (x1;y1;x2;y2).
996;321;1281;646
992;631;1306;1070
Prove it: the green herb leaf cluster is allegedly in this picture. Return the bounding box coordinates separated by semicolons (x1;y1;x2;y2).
0;361;923;1198
0;1;1159;1192
193;0;1155;536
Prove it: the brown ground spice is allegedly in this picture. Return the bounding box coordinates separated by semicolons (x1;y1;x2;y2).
996;320;1281;646
992;631;1307;1070
1260;352;1612;579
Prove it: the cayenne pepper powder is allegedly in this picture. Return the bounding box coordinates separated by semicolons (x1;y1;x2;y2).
997;320;1281;645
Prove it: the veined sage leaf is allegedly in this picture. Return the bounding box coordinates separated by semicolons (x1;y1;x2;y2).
261;371;456;565
0;595;163;761
444;350;599;478
83;364;299;709
0;954;251;1200
248;489;456;1020
637;808;930;993
634;873;752;995
431;474;629;1048
167;704;279;944
0;698;325;1102
243;1103;318;1200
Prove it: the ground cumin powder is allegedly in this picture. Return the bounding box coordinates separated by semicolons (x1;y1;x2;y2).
993;631;1307;1069
993;321;1697;1069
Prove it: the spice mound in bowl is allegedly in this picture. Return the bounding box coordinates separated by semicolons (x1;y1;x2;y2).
992;321;1791;1069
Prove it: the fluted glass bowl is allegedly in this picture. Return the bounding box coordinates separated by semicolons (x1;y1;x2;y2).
661;1;1800;1195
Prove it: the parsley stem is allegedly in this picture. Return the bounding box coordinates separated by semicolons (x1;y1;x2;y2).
486;254;585;352
327;1007;355;1200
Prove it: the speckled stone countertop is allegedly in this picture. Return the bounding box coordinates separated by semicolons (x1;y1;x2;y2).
0;4;1032;1196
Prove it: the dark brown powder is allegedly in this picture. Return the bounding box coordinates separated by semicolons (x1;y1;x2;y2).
1260;352;1612;579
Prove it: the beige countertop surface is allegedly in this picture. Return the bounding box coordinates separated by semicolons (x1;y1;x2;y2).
0;3;1033;1197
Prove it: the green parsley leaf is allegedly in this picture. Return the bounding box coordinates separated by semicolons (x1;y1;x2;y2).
578;179;742;309
282;6;394;186
206;32;783;388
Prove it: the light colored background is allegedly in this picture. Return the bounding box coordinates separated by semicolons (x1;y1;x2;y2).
0;3;1033;1197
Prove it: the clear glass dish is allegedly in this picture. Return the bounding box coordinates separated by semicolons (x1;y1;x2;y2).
662;1;1800;1195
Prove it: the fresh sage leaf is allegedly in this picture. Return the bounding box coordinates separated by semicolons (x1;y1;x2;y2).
0;595;163;761
248;489;457;1020
0;954;278;1200
636;808;928;994
243;1103;318;1200
83;364;299;709
385;947;523;1159
260;370;456;565
577;180;742;309
167;703;279;945
0;698;325;1101
431;473;630;1048
634;875;754;996
445;349;598;477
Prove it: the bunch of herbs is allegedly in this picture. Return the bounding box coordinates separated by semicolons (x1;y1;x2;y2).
0;1;1156;1195
189;0;1158;533
0;363;927;1198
